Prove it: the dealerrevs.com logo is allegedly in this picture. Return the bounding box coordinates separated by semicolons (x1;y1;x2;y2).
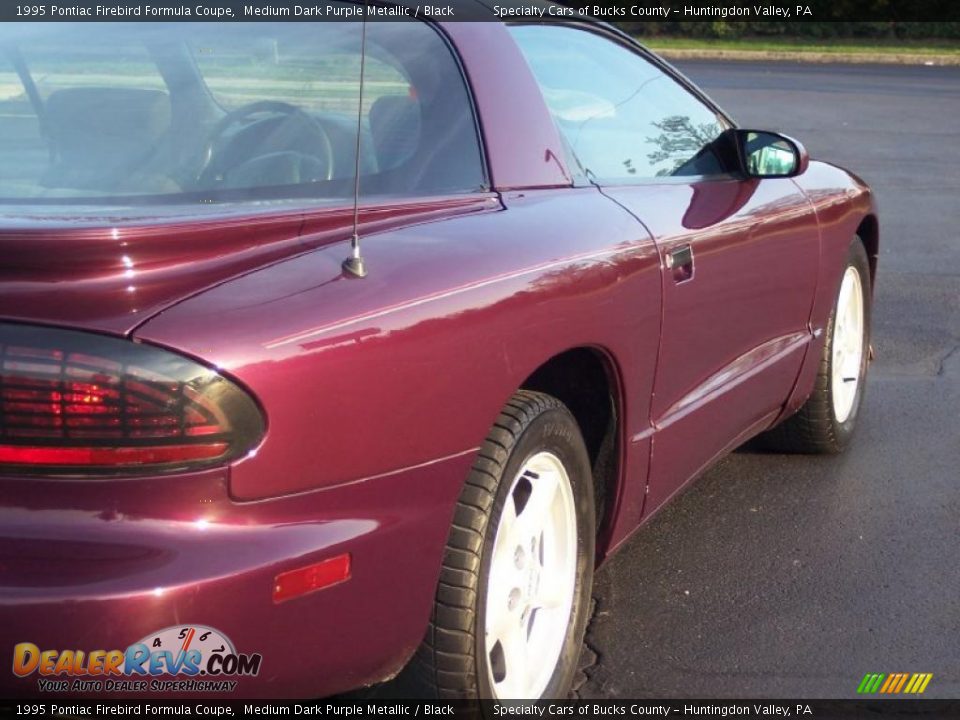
12;625;262;693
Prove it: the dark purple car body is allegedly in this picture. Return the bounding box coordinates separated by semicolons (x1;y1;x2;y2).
0;14;877;699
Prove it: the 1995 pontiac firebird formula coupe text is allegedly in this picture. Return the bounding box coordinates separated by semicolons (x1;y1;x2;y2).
0;6;877;701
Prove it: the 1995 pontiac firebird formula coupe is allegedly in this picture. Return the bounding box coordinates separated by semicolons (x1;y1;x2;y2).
0;7;877;701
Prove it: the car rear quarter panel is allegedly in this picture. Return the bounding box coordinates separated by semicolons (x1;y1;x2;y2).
135;189;661;502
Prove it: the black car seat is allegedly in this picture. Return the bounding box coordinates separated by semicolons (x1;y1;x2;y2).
41;88;177;193
367;93;483;195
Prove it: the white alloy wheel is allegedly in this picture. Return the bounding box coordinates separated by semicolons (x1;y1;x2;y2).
753;238;872;454
483;451;578;699
411;390;595;699
831;265;865;423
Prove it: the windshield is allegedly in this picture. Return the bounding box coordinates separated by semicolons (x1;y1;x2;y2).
0;19;485;211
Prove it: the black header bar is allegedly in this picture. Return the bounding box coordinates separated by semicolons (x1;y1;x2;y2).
2;0;960;22
4;699;960;719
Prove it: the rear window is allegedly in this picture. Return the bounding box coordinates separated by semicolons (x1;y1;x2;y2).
0;56;44;196
0;18;485;210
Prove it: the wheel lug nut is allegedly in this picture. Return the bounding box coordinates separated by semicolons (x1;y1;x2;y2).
508;588;521;611
514;546;525;569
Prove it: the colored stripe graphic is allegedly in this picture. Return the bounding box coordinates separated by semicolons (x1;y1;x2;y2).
882;673;902;693
857;673;885;693
858;672;932;694
906;673;933;693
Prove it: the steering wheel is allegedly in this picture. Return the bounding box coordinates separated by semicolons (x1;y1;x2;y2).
196;101;335;189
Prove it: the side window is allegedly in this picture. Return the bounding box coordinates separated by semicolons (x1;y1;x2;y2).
509;25;731;182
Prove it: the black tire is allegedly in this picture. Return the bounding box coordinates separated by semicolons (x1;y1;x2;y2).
408;390;595;699
760;238;872;454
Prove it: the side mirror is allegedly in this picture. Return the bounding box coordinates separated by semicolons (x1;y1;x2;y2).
735;130;809;178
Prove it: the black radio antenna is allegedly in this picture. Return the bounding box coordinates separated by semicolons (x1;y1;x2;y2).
342;3;369;278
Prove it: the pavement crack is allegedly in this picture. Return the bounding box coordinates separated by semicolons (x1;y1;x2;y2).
937;341;960;376
571;597;602;698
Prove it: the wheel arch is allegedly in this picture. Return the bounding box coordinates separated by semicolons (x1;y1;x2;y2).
856;213;880;289
518;346;625;559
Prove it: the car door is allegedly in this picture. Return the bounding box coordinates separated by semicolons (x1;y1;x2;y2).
509;24;820;517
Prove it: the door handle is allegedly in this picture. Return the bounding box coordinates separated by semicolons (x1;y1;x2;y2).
666;244;694;283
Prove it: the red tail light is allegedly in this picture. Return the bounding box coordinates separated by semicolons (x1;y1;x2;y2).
0;324;264;475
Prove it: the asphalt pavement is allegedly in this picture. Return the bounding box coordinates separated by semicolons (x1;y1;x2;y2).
580;62;960;699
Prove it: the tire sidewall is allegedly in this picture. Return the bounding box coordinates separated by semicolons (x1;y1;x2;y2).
475;406;596;700
826;240;872;444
